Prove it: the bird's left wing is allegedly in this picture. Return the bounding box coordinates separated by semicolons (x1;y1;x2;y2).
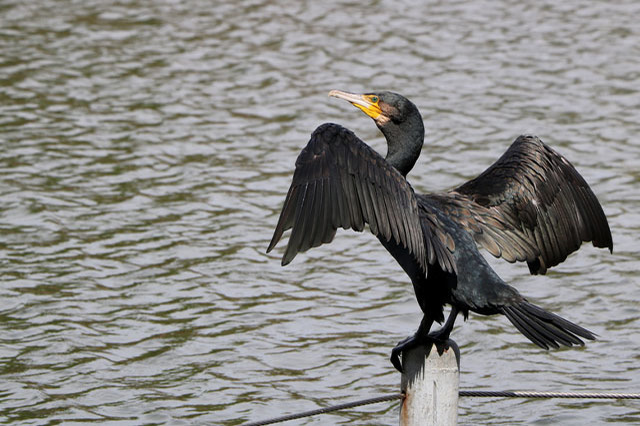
435;135;612;274
267;123;427;272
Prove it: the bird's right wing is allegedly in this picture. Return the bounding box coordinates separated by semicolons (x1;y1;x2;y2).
267;123;430;272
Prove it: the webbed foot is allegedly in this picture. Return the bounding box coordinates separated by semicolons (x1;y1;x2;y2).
390;334;425;373
427;327;451;343
390;329;454;372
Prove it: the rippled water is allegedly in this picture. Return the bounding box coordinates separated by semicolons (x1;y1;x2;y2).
1;0;639;424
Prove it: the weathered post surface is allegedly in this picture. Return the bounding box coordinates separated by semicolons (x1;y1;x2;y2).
399;340;460;426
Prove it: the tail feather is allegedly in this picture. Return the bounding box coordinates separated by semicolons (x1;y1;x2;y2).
500;301;595;349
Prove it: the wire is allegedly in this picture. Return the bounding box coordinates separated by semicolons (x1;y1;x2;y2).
243;393;403;426
243;390;640;425
460;390;640;399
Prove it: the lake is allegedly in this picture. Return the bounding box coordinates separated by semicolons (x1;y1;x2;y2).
1;0;639;424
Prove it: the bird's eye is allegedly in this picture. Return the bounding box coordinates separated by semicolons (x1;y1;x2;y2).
370;96;379;103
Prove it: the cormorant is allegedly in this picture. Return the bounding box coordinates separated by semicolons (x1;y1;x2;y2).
267;90;613;372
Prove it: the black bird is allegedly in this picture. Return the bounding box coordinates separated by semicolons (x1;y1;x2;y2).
267;90;613;371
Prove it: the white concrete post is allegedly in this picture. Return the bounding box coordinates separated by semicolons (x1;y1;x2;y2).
399;341;460;426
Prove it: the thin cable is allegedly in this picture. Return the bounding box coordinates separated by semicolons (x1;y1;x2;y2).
460;390;640;399
244;390;640;425
243;393;404;426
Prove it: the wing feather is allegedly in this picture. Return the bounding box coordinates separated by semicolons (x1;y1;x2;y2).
438;135;612;274
267;123;430;272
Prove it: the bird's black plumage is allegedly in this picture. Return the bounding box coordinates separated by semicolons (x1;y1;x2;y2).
267;90;612;371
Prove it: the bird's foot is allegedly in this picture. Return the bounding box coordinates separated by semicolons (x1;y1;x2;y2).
390;334;425;373
390;331;452;372
427;328;451;343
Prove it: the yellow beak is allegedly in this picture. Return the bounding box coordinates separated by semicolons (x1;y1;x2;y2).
329;89;382;120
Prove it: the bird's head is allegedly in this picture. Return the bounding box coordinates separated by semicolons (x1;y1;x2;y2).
328;89;417;129
328;89;424;176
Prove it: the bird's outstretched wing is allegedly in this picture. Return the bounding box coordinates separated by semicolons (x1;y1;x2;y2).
434;135;613;274
267;123;431;272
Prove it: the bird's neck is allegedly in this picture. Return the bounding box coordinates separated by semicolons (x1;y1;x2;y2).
381;120;424;177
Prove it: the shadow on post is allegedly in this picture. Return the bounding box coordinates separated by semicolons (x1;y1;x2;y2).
400;340;460;426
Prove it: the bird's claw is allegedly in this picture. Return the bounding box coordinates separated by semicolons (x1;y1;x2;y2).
390;330;452;372
427;329;450;343
390;334;421;373
390;350;403;373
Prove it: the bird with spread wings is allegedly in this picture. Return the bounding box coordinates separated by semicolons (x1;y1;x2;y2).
268;90;612;372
